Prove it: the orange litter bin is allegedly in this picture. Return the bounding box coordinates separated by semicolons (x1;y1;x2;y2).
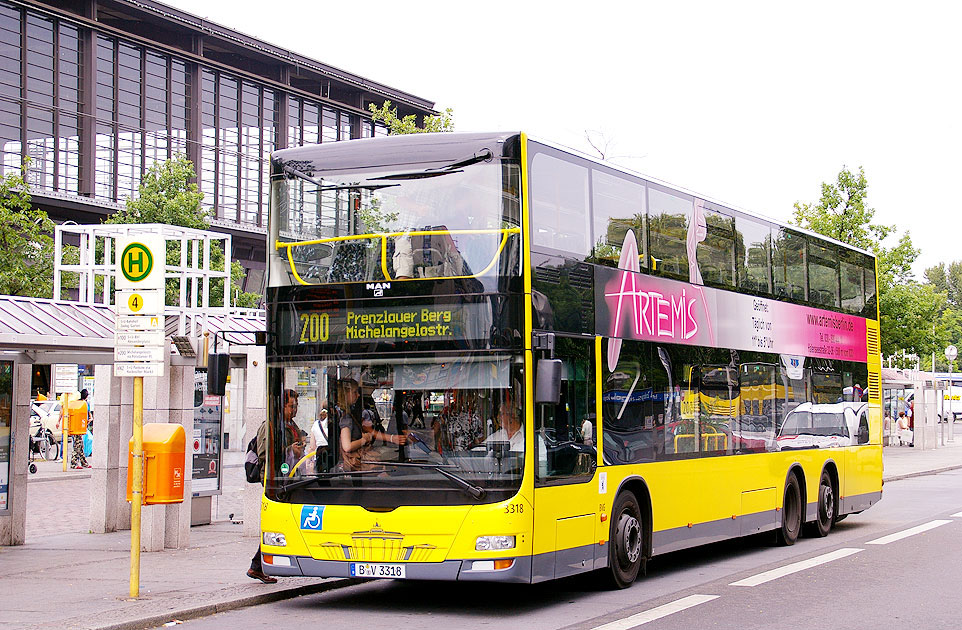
126;423;186;504
66;400;89;435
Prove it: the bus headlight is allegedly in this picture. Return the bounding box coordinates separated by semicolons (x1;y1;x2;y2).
263;532;287;547
476;535;516;551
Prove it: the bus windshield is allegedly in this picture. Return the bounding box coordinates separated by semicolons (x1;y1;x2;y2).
268;354;525;506
271;159;521;286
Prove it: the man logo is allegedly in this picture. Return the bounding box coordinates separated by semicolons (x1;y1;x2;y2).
366;282;391;297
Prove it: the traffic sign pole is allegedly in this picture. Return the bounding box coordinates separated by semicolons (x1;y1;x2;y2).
130;375;143;598
115;235;165;600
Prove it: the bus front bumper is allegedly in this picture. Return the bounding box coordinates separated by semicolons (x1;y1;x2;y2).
263;555;532;583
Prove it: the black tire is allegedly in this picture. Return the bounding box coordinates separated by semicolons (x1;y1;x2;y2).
777;474;802;546
804;470;835;538
28;462;37;474
43;435;59;461
608;492;644;589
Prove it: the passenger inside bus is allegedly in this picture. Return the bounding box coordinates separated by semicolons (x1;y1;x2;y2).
337;379;407;471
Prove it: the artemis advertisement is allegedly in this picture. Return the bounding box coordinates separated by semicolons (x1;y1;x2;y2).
596;264;868;369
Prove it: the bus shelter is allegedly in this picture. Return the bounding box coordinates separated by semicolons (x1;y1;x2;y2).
0;294;264;547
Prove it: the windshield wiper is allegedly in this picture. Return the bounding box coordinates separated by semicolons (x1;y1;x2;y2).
368;149;493;182
283;164;399;191
274;470;384;496
375;460;486;500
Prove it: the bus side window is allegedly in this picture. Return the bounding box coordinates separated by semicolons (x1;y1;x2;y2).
530;152;590;258
536;337;595;484
647;185;691;279
590;169;647;269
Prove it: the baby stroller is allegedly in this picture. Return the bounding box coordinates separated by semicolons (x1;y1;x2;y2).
28;424;59;473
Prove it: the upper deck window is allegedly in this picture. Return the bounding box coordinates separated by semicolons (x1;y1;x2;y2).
590;168;647;268
270;159;520;287
647;185;692;280
530;153;590;257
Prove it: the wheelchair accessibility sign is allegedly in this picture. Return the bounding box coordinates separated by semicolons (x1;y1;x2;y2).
300;505;325;530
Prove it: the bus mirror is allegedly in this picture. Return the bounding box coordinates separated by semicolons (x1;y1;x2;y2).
207;353;229;396
536;359;563;404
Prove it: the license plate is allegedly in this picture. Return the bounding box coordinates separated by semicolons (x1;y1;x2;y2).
350;563;406;579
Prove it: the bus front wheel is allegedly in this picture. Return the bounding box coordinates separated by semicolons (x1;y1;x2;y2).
608;492;644;589
777;474;802;546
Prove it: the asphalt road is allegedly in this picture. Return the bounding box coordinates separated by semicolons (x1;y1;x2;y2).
175;469;962;630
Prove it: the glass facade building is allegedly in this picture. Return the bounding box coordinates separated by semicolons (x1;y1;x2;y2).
0;0;435;294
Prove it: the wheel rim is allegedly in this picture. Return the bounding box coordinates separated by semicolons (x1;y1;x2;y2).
618;513;642;565
821;481;834;523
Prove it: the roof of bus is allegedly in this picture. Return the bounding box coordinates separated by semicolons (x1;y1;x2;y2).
272;131;520;174
273;131;874;259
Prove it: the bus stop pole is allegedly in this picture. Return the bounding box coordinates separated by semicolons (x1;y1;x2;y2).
130;375;143;598
61;393;68;472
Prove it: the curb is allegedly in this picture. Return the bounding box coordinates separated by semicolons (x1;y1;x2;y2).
883;464;962;483
86;578;359;630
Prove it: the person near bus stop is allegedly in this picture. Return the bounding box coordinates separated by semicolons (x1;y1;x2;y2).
69;390;91;469
246;388;300;584
581;415;594;447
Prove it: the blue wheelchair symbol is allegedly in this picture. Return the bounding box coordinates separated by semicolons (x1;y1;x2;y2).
300;505;325;530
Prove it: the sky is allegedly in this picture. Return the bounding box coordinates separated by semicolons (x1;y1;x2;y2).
163;0;960;278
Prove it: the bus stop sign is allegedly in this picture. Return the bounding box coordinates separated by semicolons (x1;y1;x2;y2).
946;345;958;362
116;235;164;291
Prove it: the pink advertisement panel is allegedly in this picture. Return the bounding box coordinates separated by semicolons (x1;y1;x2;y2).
596;264;868;366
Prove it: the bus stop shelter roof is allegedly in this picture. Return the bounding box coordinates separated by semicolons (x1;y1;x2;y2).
0;295;264;364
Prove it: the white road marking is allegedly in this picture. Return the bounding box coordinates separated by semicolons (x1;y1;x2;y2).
866;519;952;545
729;548;863;587
951;511;962;518
589;594;719;630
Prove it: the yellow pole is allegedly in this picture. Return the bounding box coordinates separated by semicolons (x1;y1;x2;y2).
130;375;144;598
61;393;68;472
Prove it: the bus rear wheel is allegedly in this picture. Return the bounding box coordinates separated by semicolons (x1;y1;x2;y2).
777;474;802;546
608;492;644;589
804;470;834;538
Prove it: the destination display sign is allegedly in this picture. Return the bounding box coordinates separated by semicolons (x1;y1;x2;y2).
276;301;496;349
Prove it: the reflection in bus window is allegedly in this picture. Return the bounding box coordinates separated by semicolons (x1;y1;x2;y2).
590;169;647;269
648;186;691;278
773;229;806;301
696;208;736;288
536;337;595;482
736;216;772;294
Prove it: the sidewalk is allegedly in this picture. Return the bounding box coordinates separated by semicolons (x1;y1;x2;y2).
2;440;961;630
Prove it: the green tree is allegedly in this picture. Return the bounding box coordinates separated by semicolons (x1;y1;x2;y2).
368;100;454;134
793;166;921;360
0;162;58;297
924;261;962;309
792;166;918;287
106;157;261;308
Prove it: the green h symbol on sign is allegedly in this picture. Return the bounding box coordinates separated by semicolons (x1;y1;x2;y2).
121;243;153;283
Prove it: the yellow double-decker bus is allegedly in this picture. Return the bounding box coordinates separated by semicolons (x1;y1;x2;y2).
259;132;882;587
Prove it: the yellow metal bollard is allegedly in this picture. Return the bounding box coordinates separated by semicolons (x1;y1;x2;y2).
60;393;68;472
129;376;143;598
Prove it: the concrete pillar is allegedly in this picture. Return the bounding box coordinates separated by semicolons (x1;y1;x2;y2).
90;365;124;533
244;346;266;539
164;363;193;549
0;361;31;545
